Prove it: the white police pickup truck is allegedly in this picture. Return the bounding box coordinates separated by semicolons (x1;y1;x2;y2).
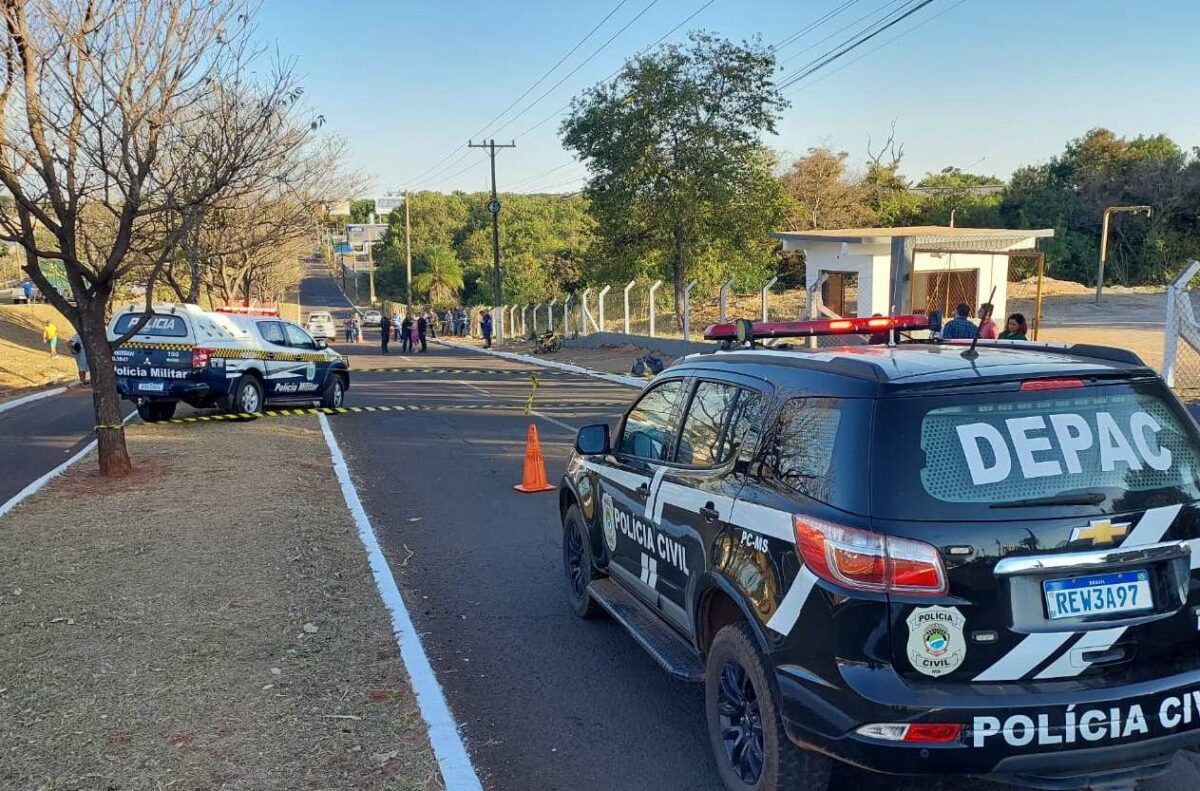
108;304;349;422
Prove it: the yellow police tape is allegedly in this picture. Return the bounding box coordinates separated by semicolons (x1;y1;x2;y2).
352;366;567;376
154;401;599;426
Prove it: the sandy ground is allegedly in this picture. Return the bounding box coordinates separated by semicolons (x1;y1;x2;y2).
0;419;441;791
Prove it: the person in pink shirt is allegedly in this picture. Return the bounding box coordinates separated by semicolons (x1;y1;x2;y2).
978;302;998;339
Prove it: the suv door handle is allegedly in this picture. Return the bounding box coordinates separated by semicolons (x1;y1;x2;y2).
635;482;651;498
699;502;720;522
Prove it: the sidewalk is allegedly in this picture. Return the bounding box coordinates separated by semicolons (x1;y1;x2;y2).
0;419;441;790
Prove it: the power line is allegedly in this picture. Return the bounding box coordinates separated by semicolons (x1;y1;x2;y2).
511;0;719;141
489;0;662;137
508;160;579;189
778;0;936;91
401;0;630;187
424;151;489;190
771;0;864;51
788;0;968;94
778;0;909;67
475;0;632;138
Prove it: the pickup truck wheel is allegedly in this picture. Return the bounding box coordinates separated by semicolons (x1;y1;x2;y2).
230;375;263;415
136;400;177;423
705;623;831;791
562;504;602;619
320;374;345;408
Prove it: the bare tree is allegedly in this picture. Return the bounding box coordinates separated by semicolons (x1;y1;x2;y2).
0;0;317;476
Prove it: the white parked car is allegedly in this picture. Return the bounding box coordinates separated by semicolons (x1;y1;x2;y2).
362;309;382;326
305;311;336;340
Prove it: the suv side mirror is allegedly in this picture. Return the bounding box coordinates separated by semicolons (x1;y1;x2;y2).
575;424;610;456
314;339;328;350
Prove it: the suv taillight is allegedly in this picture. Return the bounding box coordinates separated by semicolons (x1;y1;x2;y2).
192;347;213;368
792;516;947;596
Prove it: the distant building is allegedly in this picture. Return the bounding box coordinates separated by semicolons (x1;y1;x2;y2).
772;226;1055;320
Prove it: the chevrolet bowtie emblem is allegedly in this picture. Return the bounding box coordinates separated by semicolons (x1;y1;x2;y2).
1070;519;1131;546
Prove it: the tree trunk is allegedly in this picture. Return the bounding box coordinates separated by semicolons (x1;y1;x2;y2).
77;301;132;477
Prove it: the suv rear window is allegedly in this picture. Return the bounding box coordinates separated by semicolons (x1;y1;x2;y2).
112;313;188;338
873;380;1200;519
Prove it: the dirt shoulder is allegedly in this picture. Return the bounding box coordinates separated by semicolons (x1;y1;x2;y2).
0;303;78;394
451;335;672;376
0;419;441;791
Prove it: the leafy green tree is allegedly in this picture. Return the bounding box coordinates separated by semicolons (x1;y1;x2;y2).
349;199;375;223
1001;128;1199;285
412;244;465;307
561;32;788;312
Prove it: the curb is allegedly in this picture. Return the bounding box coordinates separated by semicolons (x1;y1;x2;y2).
434;339;647;390
0;384;69;416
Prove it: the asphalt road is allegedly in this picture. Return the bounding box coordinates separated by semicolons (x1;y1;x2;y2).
0;386;137;507
292;262;1198;791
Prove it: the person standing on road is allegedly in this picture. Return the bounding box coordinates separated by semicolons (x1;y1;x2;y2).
343;316;354;343
400;314;414;354
379;313;391;354
352;314;362;344
481;309;493;348
42;319;58;358
417;313;428;352
69;333;89;384
391;311;402;342
939;303;977;340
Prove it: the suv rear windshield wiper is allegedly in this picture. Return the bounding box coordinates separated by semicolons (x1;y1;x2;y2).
990;492;1106;508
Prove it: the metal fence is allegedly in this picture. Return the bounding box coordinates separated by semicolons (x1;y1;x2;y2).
1163;260;1200;401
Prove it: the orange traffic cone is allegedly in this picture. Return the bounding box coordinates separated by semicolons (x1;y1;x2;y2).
514;423;556;494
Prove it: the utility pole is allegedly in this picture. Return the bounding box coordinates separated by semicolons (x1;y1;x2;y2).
468;139;516;308
404;190;413;315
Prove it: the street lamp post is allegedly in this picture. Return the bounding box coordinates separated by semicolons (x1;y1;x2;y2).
1096;205;1151;305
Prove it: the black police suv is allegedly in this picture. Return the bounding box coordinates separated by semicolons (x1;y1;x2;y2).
558;315;1200;791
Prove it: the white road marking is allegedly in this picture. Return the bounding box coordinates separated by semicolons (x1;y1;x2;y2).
0;385;67;416
457;378;578;434
317;413;483;791
435;338;647;389
0;410;136;520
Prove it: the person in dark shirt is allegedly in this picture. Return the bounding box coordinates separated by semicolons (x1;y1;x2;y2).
401;315;414;354
481;309;493;348
417;313;428;352
999;313;1029;340
379;314;391;354
939;303;977;340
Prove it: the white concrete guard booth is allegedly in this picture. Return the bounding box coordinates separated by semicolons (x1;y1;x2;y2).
772;226;1055;321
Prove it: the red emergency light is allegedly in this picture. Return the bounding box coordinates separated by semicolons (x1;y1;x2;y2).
703;314;930;341
215;304;280;317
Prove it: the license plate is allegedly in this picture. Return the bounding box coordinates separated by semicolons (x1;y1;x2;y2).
1043;570;1152;620
137;381;165;392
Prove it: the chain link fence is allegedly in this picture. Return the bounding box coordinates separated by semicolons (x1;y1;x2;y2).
1163;261;1200;402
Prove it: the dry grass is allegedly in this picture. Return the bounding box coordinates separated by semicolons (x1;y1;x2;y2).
0;304;77;394
0;419;441;791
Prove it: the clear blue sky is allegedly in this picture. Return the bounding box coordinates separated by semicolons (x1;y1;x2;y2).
257;0;1200;195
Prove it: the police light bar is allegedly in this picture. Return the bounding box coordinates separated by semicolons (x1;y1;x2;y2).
703;314;929;341
216;305;280;317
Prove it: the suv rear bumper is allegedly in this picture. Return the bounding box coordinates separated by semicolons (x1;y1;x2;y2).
117;377;215;402
777;664;1200;787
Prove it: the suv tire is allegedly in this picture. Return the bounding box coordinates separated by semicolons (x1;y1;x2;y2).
705;623;831;791
229;375;264;415
562;504;602;619
136;400;177;423
320;374;346;408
